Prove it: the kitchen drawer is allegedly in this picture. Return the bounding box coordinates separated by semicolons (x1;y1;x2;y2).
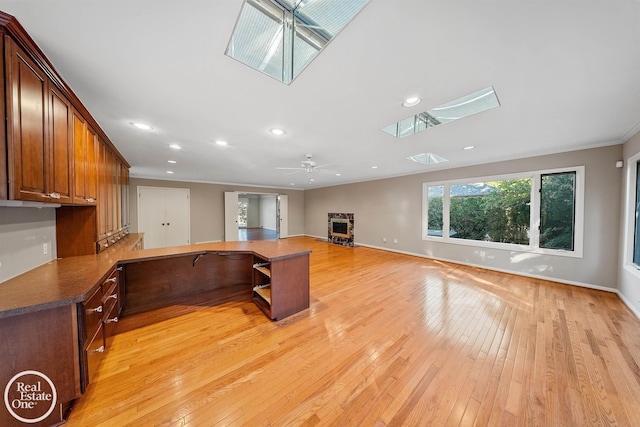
82;286;103;342
102;281;118;319
103;297;119;348
84;325;105;388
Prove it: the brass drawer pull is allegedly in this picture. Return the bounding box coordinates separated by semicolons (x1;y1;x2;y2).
106;293;117;300
105;277;117;283
105;317;118;324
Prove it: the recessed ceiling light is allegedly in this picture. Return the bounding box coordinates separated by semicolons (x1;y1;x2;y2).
309;178;315;182
402;96;421;107
336;173;341;176
166;171;174;174
215;140;228;146
464;145;476;150
131;122;153;130
290;183;295;186
371;166;378;169
270;128;286;136
169;144;182;150
167;160;176;164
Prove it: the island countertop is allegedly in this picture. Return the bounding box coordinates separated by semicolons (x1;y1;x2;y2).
0;235;312;319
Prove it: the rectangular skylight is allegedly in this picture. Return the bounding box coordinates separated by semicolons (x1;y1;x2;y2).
407;152;448;165
225;0;369;85
383;86;500;138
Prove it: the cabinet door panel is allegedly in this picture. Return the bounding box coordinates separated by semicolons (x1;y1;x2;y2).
6;38;48;201
86;125;98;202
49;87;73;203
72;111;87;203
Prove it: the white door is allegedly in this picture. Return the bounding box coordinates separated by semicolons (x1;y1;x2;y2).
138;186;191;249
278;194;288;238
164;188;190;247
224;191;239;241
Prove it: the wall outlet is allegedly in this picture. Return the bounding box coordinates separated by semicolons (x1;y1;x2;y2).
382;237;387;243
393;238;398;244
43;243;48;255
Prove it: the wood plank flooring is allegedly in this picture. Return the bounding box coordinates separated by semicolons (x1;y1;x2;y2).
66;237;640;426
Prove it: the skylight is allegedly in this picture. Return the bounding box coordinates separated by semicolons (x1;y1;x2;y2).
382;87;500;138
407;152;448;165
225;0;369;84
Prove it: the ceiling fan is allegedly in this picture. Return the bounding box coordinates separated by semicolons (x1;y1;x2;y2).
276;154;335;176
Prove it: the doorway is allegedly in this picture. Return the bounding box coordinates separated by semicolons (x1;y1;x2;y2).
224;192;288;241
137;186;191;249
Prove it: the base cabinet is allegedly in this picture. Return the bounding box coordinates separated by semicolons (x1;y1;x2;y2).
77;267;121;392
0;305;80;427
252;254;310;320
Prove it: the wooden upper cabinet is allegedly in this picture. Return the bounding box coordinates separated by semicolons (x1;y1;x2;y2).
72;110;98;205
48;86;73;203
86;125;98;202
5;36;49;201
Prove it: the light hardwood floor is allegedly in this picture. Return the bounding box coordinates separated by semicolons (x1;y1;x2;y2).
66;237;640;426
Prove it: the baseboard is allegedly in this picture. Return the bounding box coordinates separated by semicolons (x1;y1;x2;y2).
617;290;640;319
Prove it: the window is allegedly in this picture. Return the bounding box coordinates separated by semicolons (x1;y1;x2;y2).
423;167;584;257
540;172;576;250
426;185;444;237
633;161;640;266
238;199;248;227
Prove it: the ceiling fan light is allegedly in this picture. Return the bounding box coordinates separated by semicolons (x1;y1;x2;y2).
270;128;286;136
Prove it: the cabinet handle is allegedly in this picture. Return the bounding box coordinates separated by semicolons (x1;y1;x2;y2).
46;192;61;199
86;306;103;314
87;197;95;203
105;317;118;324
117;266;123;271
105;277;117;283
106;293;117;300
88;346;105;354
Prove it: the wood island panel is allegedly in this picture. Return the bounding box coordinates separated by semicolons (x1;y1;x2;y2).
123;252;253;315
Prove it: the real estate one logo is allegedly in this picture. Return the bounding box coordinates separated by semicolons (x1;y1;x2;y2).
3;370;57;424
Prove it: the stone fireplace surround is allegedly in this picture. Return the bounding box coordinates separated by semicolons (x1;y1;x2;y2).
328;213;354;247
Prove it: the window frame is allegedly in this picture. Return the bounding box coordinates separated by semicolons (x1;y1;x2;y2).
624;152;640;274
422;166;584;258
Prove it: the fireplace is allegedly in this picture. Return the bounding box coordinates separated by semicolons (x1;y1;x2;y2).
328;213;354;247
330;218;351;239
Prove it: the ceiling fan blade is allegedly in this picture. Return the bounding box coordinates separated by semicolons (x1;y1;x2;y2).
283;170;303;176
276;167;304;170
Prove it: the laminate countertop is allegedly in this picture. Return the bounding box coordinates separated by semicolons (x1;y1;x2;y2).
0;235;311;319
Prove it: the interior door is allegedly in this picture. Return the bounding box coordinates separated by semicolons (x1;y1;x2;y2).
138;186;191;249
164;188;190;247
137;186;166;249
278;194;288;238
224;191;239;241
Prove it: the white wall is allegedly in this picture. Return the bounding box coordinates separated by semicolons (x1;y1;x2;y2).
247;197;260;227
260;195;277;230
0;207;57;283
305;146;623;290
129;178;304;243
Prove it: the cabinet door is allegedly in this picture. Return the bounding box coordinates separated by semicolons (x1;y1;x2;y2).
72;111;87;204
72;111;98;205
97;141;109;240
5;37;49;201
120;164;130;229
48;86;73;203
85;125;98;203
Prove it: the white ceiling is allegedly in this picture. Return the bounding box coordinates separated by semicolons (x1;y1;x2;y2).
1;0;640;190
